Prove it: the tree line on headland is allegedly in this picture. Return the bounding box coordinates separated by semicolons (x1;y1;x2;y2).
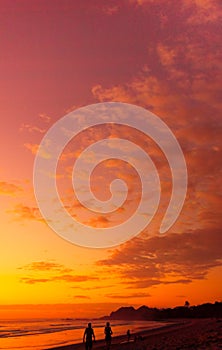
102;301;222;320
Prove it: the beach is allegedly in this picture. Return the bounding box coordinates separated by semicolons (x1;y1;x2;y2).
47;318;222;350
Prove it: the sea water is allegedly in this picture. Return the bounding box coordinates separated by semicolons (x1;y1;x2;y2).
0;317;167;349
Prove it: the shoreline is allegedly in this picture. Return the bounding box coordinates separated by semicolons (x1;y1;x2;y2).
44;320;187;350
45;318;222;350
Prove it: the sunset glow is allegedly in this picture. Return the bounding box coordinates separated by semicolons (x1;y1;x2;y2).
1;0;222;319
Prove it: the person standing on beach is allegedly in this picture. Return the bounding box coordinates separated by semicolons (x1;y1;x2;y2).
104;322;113;350
83;323;95;350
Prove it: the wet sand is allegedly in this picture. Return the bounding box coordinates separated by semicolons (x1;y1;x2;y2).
46;318;222;350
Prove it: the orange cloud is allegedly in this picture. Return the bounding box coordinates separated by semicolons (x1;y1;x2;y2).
19;261;72;272
89;0;222;253
106;292;150;299
39;113;51;123
0;181;22;196
19;260;99;285
24;142;52;159
53;275;98;282
130;0;221;25
20;273;98;285
20;113;51;134
157;44;176;67
97;228;222;287
183;0;221;24
24;143;39;155
10;204;43;222
102;4;120;15
86;215;111;228
20;123;46;133
20;277;50;284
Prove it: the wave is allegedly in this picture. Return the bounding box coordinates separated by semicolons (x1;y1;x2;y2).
0;318;168;350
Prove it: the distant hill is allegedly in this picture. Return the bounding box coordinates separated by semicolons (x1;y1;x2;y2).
105;302;222;320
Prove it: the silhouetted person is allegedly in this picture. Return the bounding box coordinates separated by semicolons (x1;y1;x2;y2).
104;321;113;350
83;323;95;350
127;329;131;341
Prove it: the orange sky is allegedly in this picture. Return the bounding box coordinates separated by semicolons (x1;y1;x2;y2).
0;0;222;317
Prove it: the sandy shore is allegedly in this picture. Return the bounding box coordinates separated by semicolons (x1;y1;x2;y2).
46;318;222;350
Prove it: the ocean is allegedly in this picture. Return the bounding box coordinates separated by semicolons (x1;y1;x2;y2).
0;317;168;350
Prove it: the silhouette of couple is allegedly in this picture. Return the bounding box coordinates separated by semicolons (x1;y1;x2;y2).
83;322;113;350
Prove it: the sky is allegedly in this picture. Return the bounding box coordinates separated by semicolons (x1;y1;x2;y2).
0;0;222;318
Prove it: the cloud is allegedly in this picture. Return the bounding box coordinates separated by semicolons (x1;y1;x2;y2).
90;0;222;246
129;0;156;5
97;228;222;287
53;275;98;282
39;113;51;123
0;181;22;196
102;5;120;15
157;43;177;68
85;215;111;228
20;113;51;134
106;292;150;299
20;274;98;284
20;124;46;134
9;204;44;222
24;143;39;155
20;277;50;284
19;260;99;284
24;142;52;159
130;0;221;24
91;0;222;126
71;284;113;291
123;279;192;289
91;84;132;104
19;261;72;272
183;0;222;24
